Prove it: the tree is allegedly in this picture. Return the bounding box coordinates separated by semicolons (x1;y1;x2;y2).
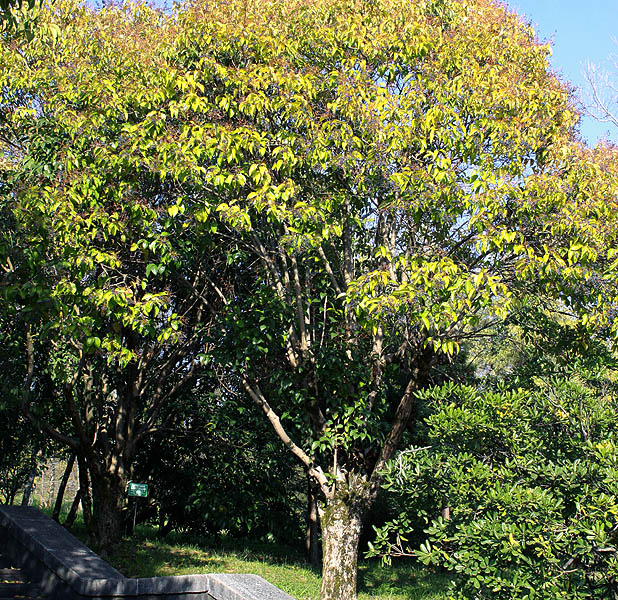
0;0;239;551
368;291;618;598
0;304;55;505
3;0;617;597
131;380;305;544
166;1;615;598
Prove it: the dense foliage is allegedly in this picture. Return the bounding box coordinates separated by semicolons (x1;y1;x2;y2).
372;376;618;598
370;313;618;598
131;385;305;544
1;0;618;598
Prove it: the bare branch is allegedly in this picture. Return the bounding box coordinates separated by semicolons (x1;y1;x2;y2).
240;374;332;498
584;50;618;133
317;245;343;295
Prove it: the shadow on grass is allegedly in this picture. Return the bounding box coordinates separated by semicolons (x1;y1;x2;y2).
52;515;450;599
107;539;225;578
106;528;316;579
358;558;452;600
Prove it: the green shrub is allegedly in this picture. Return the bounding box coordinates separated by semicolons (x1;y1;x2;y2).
370;378;618;599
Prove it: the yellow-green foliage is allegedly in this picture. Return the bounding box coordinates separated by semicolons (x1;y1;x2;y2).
3;0;617;360
3;2;618;592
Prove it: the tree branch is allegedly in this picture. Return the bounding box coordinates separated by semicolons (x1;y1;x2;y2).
240;374;332;498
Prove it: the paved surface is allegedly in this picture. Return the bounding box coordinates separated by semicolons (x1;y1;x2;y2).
0;554;42;599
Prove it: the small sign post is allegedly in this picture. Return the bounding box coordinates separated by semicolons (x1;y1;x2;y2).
128;482;148;498
127;482;148;533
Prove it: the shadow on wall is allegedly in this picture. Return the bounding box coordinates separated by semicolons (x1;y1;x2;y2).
0;505;296;600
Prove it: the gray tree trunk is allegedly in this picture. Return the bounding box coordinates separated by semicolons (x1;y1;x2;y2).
319;483;367;600
20;469;36;506
53;453;76;522
306;475;321;565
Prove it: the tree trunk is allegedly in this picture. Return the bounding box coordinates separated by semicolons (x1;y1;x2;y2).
441;495;450;521
319;484;367;600
90;472;127;554
53;453;76;522
306;475;321;566
20;469;36;506
76;453;93;529
64;489;81;528
49;460;57;509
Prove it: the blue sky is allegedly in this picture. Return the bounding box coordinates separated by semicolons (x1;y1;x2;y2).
505;0;618;146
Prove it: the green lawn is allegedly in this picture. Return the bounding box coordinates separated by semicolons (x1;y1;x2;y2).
101;528;452;600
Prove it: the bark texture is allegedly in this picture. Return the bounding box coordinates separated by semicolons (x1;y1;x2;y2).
319;483;367;600
306;476;321;565
90;472;127;553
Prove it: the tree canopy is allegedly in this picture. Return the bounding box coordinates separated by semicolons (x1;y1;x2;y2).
2;0;618;598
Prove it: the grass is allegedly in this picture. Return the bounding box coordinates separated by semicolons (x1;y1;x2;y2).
37;507;452;599
96;526;452;600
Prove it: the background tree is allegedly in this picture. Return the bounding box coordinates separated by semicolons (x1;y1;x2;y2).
0;0;239;551
131;380;306;545
0;296;58;505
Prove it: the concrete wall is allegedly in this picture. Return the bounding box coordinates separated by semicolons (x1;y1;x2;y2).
0;506;295;600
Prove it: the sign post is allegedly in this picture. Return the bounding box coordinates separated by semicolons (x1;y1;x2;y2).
127;482;148;533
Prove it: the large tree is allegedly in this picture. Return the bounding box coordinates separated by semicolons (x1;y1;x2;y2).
3;0;618;596
164;1;616;599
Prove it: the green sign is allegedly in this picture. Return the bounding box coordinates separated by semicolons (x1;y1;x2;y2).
128;482;148;497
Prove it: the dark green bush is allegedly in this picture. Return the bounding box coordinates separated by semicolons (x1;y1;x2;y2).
370;377;618;599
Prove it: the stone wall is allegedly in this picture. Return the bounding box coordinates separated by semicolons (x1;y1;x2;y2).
0;506;296;600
